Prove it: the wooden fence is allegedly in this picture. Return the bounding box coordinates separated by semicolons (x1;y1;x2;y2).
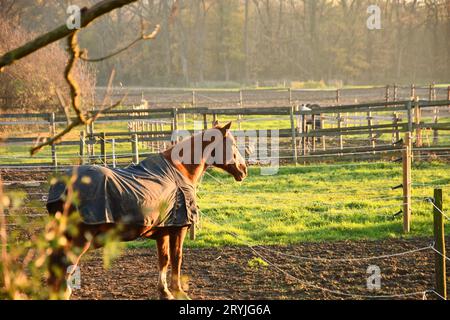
1;99;449;167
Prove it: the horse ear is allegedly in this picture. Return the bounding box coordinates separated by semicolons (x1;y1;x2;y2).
223;122;232;130
219;121;232;136
212;120;219;127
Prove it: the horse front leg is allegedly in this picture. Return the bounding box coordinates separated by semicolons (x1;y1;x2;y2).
156;232;174;300
169;226;190;300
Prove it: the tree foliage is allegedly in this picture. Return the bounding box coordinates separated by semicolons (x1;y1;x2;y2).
0;13;95;111
2;0;450;88
77;0;450;86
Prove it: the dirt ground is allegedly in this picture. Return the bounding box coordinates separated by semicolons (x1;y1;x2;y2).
70;238;448;300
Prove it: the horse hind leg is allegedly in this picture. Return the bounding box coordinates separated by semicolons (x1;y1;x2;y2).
48;225;93;300
48;246;71;299
156;232;174;300
169;226;190;300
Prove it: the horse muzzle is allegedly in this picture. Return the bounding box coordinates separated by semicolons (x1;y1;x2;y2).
234;164;248;182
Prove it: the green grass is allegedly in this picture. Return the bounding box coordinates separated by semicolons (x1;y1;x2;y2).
127;161;450;249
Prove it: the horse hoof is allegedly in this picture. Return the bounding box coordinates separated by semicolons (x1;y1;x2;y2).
64;288;73;300
173;290;191;300
159;290;175;300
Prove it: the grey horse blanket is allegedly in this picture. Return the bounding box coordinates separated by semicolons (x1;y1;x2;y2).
46;154;198;228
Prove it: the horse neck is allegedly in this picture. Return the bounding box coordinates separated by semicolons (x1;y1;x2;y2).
162;135;207;185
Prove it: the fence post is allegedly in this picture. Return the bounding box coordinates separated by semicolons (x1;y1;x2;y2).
160;122;167;151
111;138;116;168
100;132;107;166
79;130;86;165
295;105;300;129
203;113;208;130
172;108;178;145
433;188;447;300
301;114;307;156
88;121;95;160
411;84;416;100
148;122;153;152
190;220;196;241
288;88;292;105
393;84;398;101
50;112;57;169
337;112;343;150
320;113;326;151
392;112;400;143
433;110;439;146
145;122;149;149
428;83;438;144
336;89;340;104
311;114;316;152
238;90;243;130
402;131;412;233
131;134;139;164
367;111;375;151
406;100;413;134
414;98;422;147
290;106;298;165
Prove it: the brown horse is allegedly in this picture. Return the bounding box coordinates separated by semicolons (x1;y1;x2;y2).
46;122;247;299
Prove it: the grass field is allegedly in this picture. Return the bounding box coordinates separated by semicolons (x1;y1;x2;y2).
2;109;449;249
123;160;450;248
1;160;449;250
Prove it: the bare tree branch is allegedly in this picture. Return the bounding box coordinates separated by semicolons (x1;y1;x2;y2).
100;68;117;107
55;89;70;126
0;0;139;71
65;30;86;123
30;97;125;156
80;24;160;62
29;32;127;156
0;0;175;156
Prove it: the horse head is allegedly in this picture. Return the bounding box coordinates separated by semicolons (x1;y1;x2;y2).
208;121;247;182
165;121;248;183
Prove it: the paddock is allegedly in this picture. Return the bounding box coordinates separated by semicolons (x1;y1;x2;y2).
1;156;448;299
1;88;449;301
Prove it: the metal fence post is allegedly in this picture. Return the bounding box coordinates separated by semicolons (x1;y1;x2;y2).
402;131;412;233
131;134;139;164
100;132;107;166
111;138;116;168
433;188;447;300
50;112;57;169
290;106;298;164
79;130;86;165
